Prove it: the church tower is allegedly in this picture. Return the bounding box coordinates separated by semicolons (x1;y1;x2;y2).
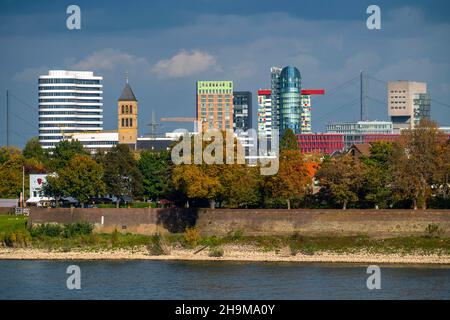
118;78;138;147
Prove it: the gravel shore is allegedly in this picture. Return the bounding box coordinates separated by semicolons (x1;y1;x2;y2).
1;245;449;265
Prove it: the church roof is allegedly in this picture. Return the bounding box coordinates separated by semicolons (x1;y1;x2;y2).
118;83;137;101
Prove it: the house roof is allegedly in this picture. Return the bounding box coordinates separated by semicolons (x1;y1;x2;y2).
118;83;137;101
348;143;371;157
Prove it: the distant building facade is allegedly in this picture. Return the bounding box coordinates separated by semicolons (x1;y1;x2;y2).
233;91;252;132
387;81;430;133
278;66;302;134
196;81;233;131
38;70;103;149
257;89;272;137
270;67;282;131
326;121;393;135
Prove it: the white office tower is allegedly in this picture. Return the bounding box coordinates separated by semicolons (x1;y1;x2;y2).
38;70;103;148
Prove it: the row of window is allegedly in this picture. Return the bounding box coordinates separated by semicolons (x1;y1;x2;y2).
39;105;102;110
39;86;101;91
39;111;102;115
40;92;101;97
39;117;102;121
121;118;134;127
39;123;102;128
39;99;101;103
39;79;101;84
121;105;133;114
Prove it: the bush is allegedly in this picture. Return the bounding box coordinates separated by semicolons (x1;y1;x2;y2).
111;228;120;247
425;224;444;238
2;230;32;247
184;227;201;247
147;234;171;255
208;246;224;257
63;222;94;238
31;223;63;238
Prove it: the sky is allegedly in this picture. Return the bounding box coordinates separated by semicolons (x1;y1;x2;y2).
1;0;450;147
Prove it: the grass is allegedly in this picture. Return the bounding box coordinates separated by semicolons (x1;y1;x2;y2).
0;214;28;233
0;214;449;255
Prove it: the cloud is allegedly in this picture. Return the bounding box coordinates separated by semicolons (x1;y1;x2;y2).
13;66;49;82
70;48;150;71
151;50;216;78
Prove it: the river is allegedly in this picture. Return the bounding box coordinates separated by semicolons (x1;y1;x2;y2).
0;260;449;299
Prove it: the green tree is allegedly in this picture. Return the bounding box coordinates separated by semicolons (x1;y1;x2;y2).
47;140;86;170
103;144;143;207
23;137;45;162
138;150;172;201
280;128;299;151
220;165;262;208
391;119;449;209
55;155;105;207
360;141;394;208
316;154;362;209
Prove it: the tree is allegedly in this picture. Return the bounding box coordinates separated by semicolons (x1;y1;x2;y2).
47;140;86;170
54;155;105;207
138;150;172;201
280;128;299;151
316;154;362;209
265;149;310;209
220;165;262;208
103;144;143;207
360;141;394;209
23;137;45;162
0;154;24;198
391;119;449;209
172;164;221;208
0;146;21;165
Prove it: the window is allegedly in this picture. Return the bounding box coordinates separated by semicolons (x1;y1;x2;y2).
122;105;125;114
130;118;133;127
122;118;125;127
125;118;129;127
130;106;133;114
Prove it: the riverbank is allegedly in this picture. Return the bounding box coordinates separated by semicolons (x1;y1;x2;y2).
1;245;449;265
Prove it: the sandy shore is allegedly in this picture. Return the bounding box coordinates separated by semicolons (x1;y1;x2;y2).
1;245;449;265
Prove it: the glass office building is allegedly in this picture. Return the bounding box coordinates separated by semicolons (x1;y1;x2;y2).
233;91;252;132
279;66;302;134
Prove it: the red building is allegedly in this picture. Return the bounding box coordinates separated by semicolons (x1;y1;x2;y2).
296;133;402;154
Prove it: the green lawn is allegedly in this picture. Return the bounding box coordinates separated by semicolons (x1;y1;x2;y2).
0;214;28;233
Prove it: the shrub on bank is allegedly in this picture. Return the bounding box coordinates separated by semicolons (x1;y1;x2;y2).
147;234;171;255
208;246;224;257
63;222;94;238
184;227;201;248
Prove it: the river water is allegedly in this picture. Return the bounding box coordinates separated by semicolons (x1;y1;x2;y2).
0;260;449;299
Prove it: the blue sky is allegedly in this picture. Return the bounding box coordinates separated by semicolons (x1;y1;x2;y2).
1;0;450;147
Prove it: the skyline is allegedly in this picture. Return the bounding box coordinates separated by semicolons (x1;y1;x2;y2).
1;0;450;147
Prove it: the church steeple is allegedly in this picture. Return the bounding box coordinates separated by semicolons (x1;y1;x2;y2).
118;78;138;148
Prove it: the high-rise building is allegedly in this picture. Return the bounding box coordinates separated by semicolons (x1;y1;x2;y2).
278;66;302;134
270;67;282;131
38;70;103;149
257;90;272;137
196;81;233;131
300;89;325;134
387;81;430;133
233;91;252;132
118;80;138;147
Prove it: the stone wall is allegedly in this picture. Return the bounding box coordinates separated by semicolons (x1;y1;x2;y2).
27;208;450;238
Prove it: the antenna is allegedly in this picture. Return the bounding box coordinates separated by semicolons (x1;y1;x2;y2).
360;70;368;121
148;110;160;137
125;70;129;84
6;89;9;147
